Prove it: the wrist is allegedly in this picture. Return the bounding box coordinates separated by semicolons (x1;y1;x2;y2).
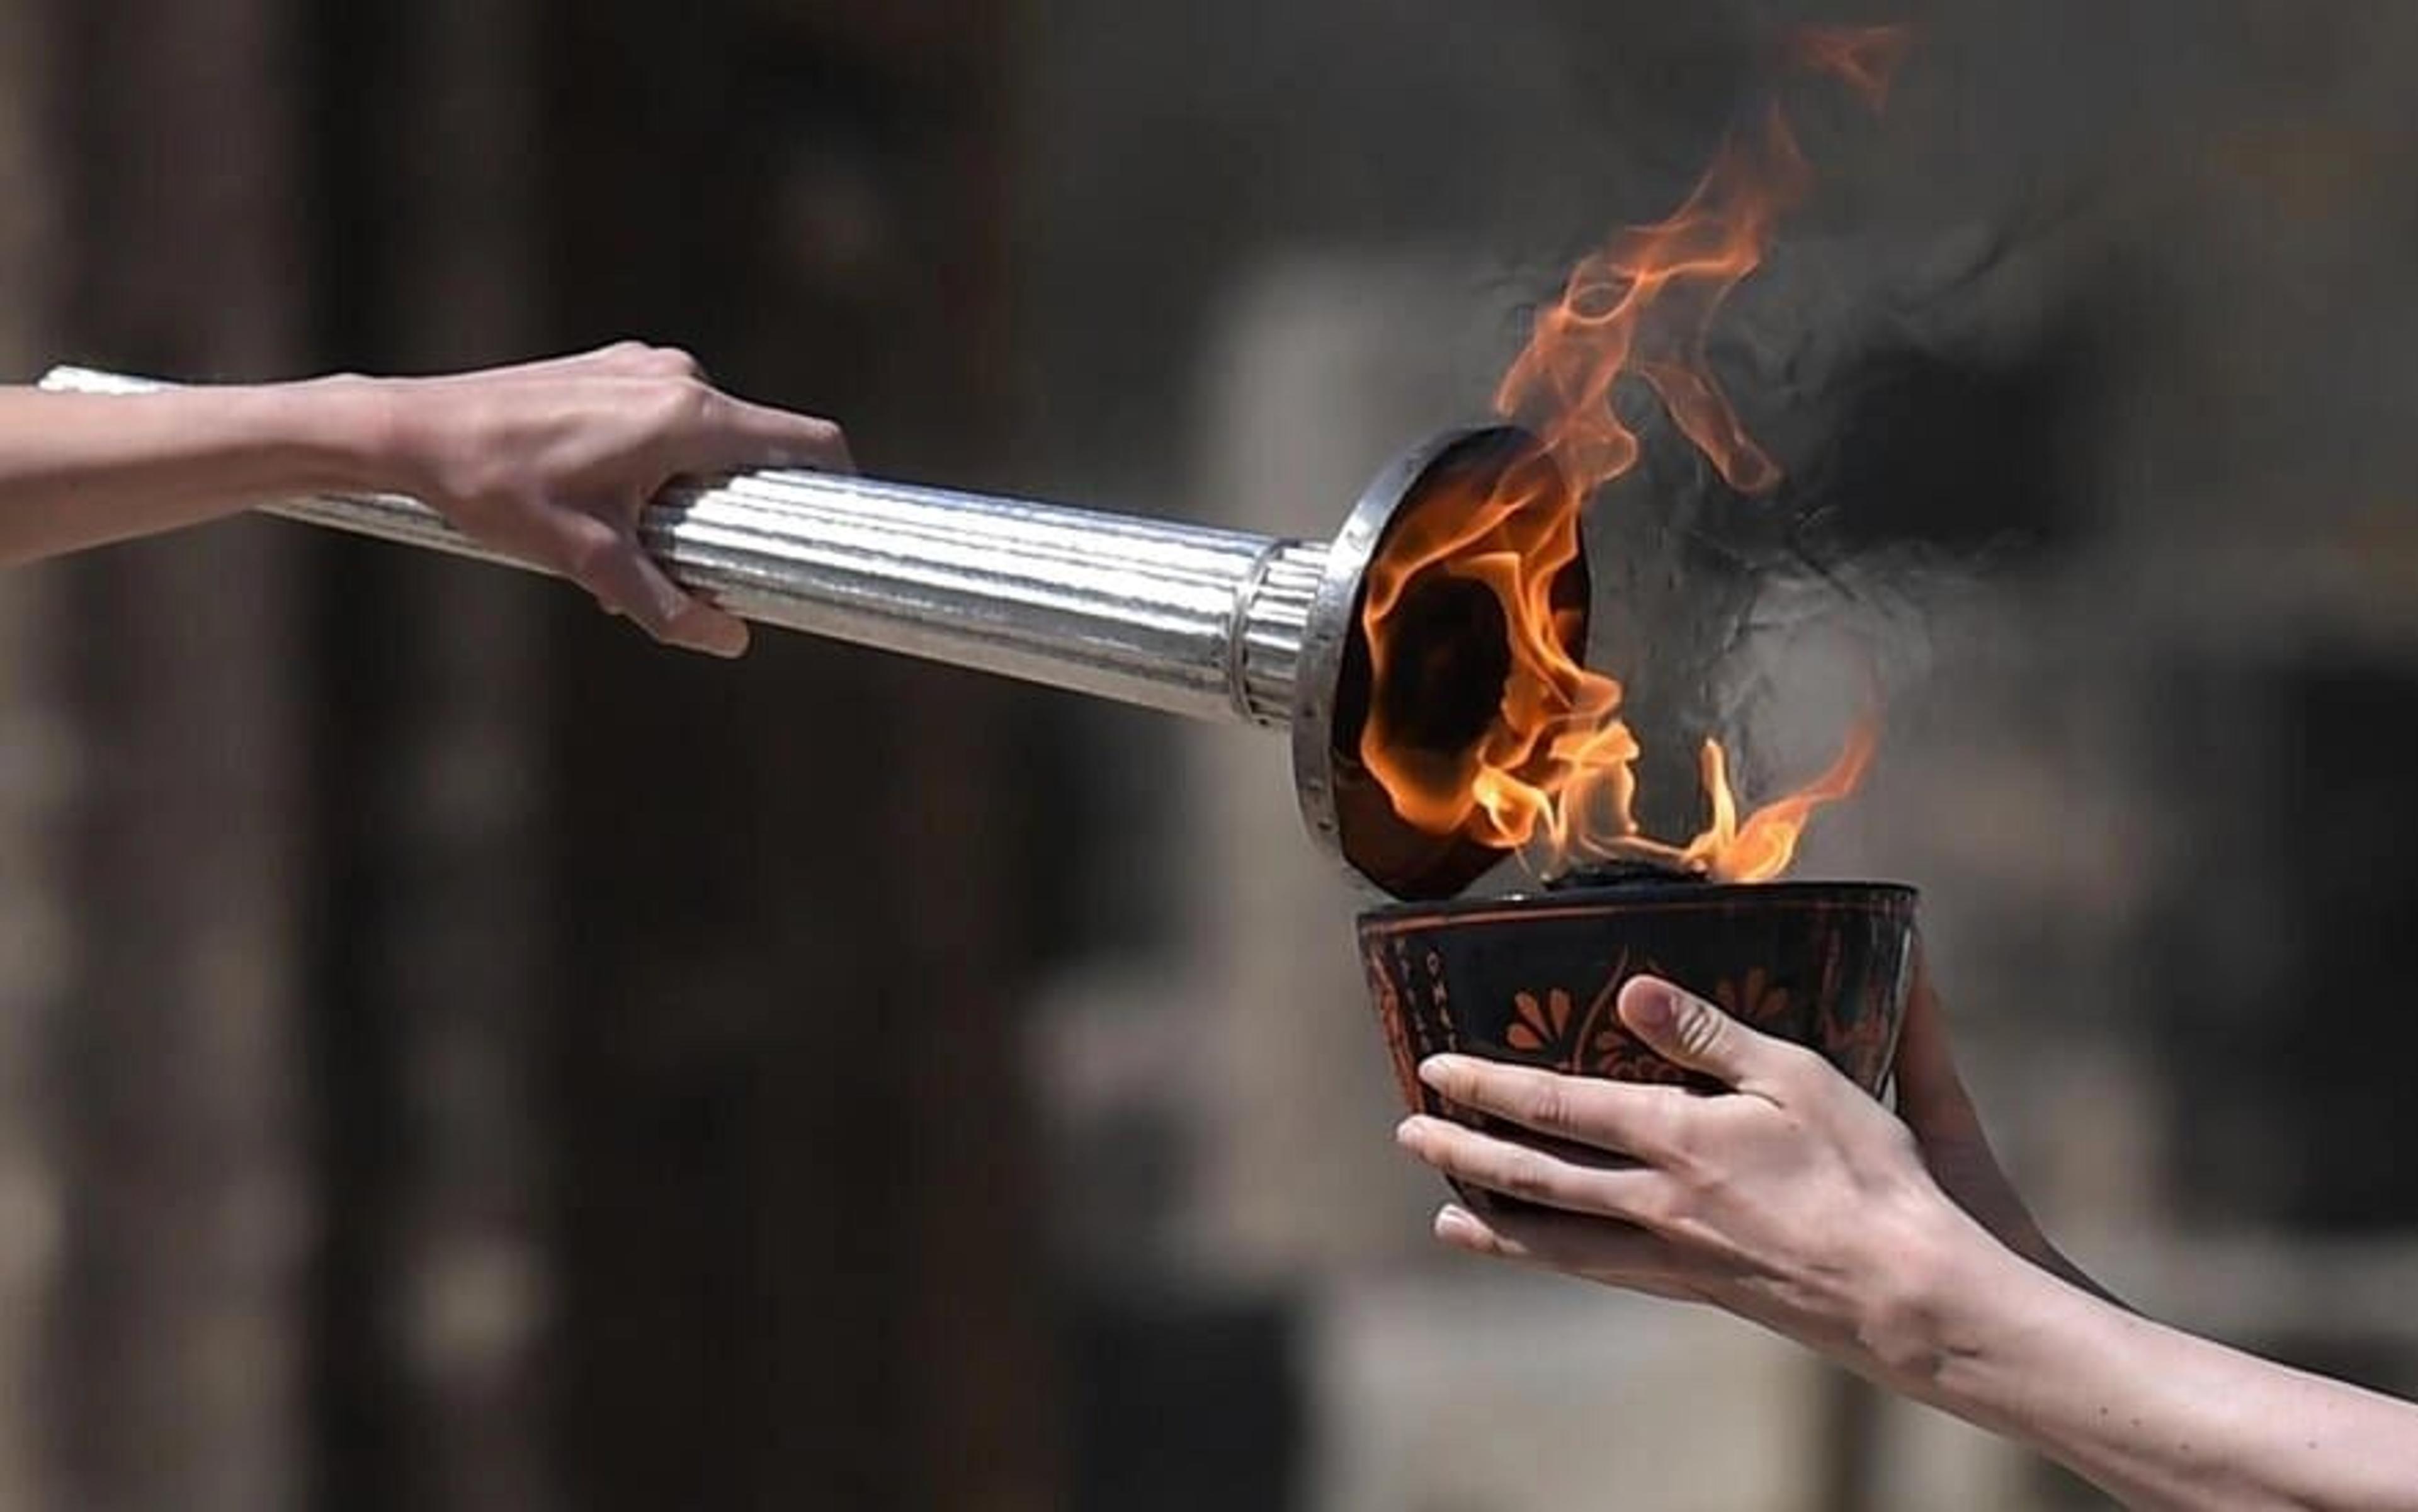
1854;1190;2043;1399
241;374;412;499
1887;1215;2108;1438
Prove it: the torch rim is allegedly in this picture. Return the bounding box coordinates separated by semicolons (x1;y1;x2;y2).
1290;423;1569;902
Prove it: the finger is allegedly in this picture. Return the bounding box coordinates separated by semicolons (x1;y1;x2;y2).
679;392;854;475
1433;1203;1717;1299
563;521;749;658
1416;1053;1697;1163
1396;1113;1669;1221
1617;975;1819;1098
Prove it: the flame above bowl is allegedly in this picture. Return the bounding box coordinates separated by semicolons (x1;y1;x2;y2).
1342;23;1914;890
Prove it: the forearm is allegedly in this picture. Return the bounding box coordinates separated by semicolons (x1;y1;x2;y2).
0;381;395;564
1909;1234;2418;1509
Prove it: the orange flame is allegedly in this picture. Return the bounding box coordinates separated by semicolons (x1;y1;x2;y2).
1786;25;1916;113
1496;102;1810;499
1358;28;1905;885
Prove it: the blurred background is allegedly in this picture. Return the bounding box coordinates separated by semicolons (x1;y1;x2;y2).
0;0;2414;1508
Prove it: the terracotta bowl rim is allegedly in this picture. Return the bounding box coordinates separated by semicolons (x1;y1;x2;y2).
1357;877;1921;929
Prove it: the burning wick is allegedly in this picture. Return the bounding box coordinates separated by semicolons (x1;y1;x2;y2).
1356;25;1907;887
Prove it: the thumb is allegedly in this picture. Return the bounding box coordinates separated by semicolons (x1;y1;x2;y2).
1618;975;1797;1093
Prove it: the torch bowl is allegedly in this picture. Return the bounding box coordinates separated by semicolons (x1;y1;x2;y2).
1357;878;1918;1202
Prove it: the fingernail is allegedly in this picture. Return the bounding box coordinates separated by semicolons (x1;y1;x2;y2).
1393;1115;1422;1147
1417;1054;1466;1090
1625;979;1679;1035
1435;1204;1483;1243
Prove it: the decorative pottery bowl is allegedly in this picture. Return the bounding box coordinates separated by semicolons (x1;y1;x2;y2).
1358;878;1919;1202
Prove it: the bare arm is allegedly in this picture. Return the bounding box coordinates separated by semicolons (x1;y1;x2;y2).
1919;1237;2418;1509
0;344;850;655
0;380;386;564
1397;977;2418;1509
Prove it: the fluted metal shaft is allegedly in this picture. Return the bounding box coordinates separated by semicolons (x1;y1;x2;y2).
39;367;1327;726
38;367;1551;899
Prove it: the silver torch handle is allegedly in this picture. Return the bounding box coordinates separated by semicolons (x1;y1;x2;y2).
37;365;1331;727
